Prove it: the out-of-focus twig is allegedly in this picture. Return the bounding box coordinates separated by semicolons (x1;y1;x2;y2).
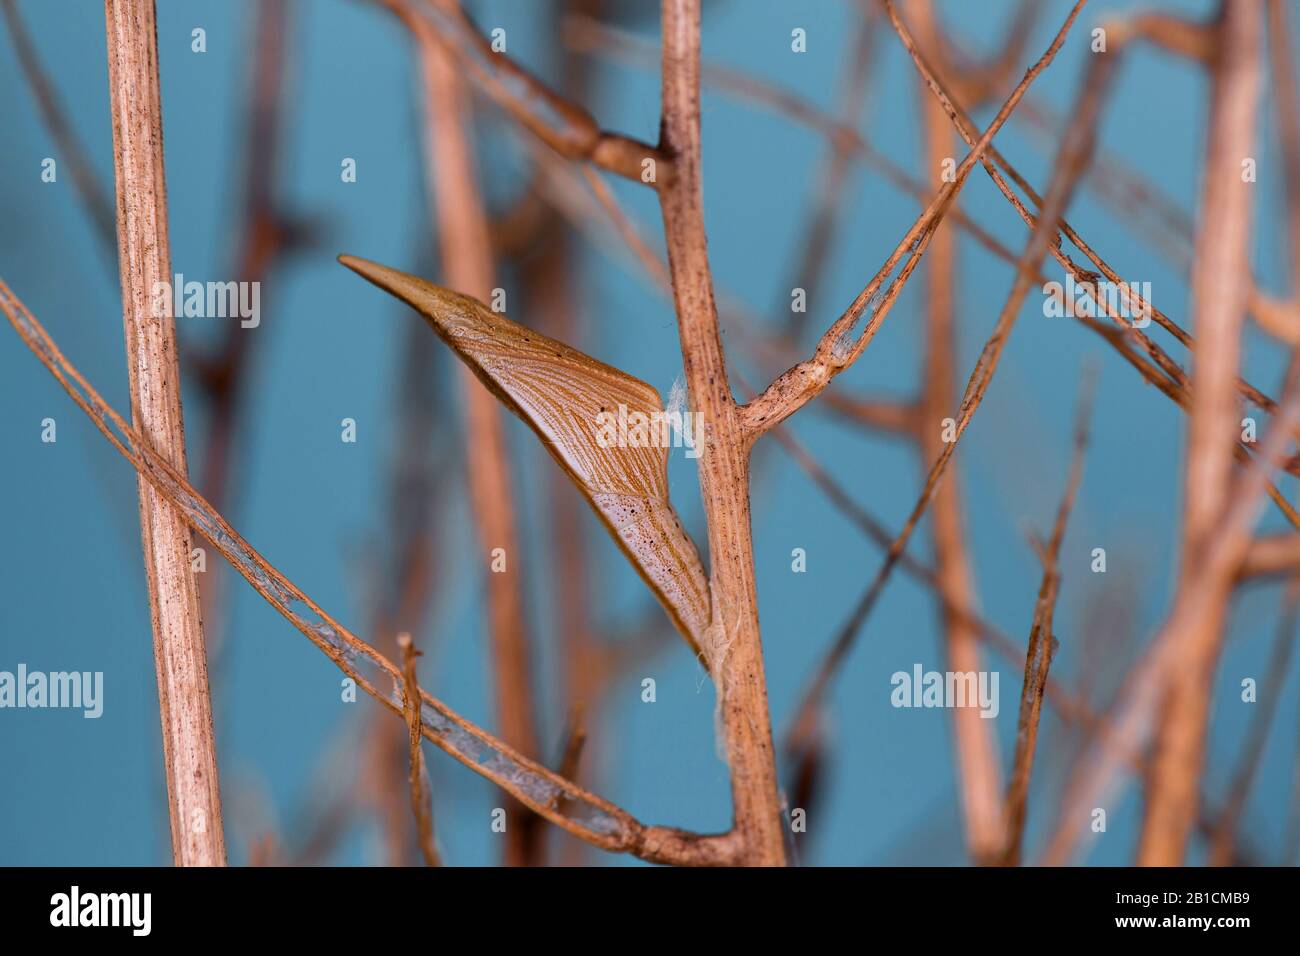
908;0;1002;865
377;0;663;182
1138;0;1264;866
2;0;117;266
1001;374;1094;866
1238;533;1300;580
399;633;441;866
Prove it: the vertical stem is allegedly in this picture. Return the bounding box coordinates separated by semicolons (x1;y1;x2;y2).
104;0;225;865
409;4;541;866
1138;0;1262;865
657;0;786;866
909;0;1005;865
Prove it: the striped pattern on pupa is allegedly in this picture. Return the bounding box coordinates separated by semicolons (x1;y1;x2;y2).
340;255;711;663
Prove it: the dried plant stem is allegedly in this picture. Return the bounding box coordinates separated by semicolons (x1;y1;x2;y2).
384;0;662;182
909;0;1003;865
362;317;444;866
555;704;588;786
656;0;785;866
1138;0;1264;866
1000;378;1092;866
560;13;1111;839
103;0;225;866
548;24;1289;868
399;634;441;866
403;2;542;866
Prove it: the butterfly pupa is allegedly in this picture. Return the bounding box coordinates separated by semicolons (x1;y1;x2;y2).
340;254;711;664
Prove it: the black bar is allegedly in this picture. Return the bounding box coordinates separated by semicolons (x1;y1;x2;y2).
0;866;1282;941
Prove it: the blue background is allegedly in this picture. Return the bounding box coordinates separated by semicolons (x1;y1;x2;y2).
1;0;1297;865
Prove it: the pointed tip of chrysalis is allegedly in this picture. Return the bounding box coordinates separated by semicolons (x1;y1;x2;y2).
335;252;416;297
338;254;484;335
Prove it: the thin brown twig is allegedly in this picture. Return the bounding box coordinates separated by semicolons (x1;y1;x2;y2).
902;0;1044;107
351;312;448;867
767;426;1032;680
1108;10;1217;63
398;633;441;866
555;703;588;785
577;163;672;289
379;0;664;183
1000;373;1094;866
103;0;226;867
